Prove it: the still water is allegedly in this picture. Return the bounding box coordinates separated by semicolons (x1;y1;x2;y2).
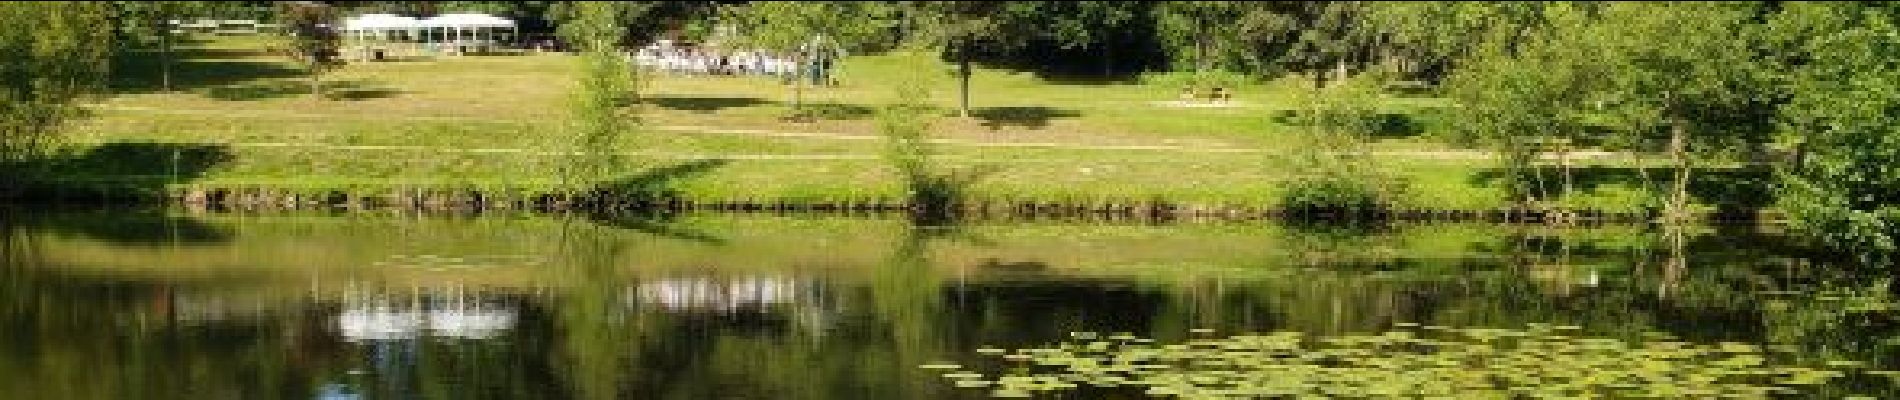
1;209;1896;399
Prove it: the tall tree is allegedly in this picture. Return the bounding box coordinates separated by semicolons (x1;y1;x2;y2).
1037;1;1148;75
558;1;638;186
1362;1;1552;83
724;1;896;119
1442;3;1600;207
274;1;340;100
906;1;1037;118
113;1;219;92
1446;2;1775;221
1774;2;1900;260
1152;2;1280;79
547;1;720;47
1582;2;1776;223
0;2;114;164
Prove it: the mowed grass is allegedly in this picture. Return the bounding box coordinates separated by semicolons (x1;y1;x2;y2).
57;37;1662;212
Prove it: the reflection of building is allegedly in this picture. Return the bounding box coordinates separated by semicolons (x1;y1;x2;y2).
335;285;517;342
629;277;802;312
626;276;840;335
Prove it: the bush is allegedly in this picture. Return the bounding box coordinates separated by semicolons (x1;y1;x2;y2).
1273;73;1408;218
1280;175;1388;216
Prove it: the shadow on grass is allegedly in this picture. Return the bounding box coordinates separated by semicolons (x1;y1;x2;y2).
970;106;1081;130
648;96;877;122
204;80;402;101
574;159;735;245
904;165;1003;225
0;142;234;201
1267;110;1428;140
1469;165;1775;213
111;55;303;94
648;96;770;112
590;159;732;198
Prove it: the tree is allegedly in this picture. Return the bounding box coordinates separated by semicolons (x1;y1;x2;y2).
1445;2;1775;221
1036;1;1148;76
274;1;340;100
546;1;721;48
1361;2;1552;83
906;1;1037;118
880;78;989;222
1152;2;1280;84
1580;2;1777;223
1278;70;1408;216
1774;3;1900;261
558;1;638;187
113;1;224;92
724;1;896;119
0;2;114;164
1442;3;1600;208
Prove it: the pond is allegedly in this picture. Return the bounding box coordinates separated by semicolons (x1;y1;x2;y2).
1;209;1895;399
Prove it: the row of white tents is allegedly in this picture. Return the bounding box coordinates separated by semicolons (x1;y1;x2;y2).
340;13;519;59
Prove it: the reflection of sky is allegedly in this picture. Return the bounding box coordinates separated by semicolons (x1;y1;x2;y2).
628;277;839;336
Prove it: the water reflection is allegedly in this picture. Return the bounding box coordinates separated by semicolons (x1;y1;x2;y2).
0;210;1895;398
336;285;518;341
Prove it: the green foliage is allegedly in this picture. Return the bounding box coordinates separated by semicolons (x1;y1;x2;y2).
273;2;340;99
723;1;897;54
0;2;114;162
1774;3;1900;261
547;1;716;46
1362;2;1553;82
1444;2;1777;218
723;1;898;117
879;79;988;221
561;2;638;187
903;1;1044;117
1278;73;1407;215
111;1;224;92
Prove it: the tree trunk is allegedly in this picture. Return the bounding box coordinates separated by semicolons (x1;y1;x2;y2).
1667;122;1692;224
159;23;173;92
1560;140;1573;202
310;64;323;100
1333;60;1349;86
957;41;971;119
793;53;805;118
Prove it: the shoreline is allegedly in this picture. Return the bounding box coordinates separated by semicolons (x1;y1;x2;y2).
1;183;1778;225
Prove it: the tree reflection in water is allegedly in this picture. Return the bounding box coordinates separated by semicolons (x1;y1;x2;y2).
1;211;1898;398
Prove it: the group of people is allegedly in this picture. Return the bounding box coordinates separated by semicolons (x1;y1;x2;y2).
630;40;842;86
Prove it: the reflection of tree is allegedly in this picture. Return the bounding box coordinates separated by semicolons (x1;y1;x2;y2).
870;225;952;377
0;225;338;399
549;219;647;400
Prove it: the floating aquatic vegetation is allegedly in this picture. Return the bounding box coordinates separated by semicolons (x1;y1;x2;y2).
934;325;1862;398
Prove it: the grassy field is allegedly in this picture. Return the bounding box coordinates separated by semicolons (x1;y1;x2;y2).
43;36;1674;213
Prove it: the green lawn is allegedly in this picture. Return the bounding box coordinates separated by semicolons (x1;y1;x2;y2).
46;36;1670;213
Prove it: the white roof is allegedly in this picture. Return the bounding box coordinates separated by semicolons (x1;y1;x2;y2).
344;13;516;30
343;13;419;31
422;13;515;28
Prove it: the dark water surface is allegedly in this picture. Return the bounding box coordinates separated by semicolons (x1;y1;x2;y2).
2;209;1896;399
